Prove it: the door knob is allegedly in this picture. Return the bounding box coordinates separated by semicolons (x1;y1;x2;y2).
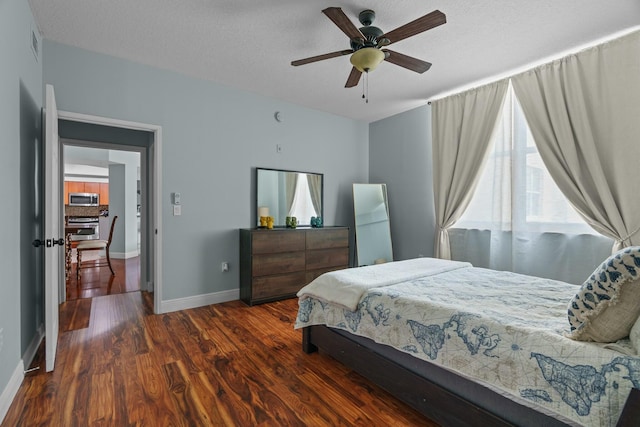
32;238;65;248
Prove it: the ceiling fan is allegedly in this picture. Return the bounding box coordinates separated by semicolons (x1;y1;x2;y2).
291;7;446;88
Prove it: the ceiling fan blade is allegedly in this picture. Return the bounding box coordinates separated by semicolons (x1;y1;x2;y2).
382;50;432;73
381;10;446;45
322;7;365;41
291;50;353;66
345;67;362;88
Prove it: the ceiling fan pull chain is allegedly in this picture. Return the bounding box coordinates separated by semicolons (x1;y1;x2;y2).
362;73;366;100
361;71;369;103
366;72;369;103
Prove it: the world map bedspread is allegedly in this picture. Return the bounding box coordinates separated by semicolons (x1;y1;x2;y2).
295;266;640;426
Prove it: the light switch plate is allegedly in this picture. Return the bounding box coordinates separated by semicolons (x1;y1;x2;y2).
173;205;181;216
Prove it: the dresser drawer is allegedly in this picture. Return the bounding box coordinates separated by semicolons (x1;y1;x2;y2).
252;230;305;254
306;228;349;250
252;252;305;276
252;272;307;300
306;247;349;271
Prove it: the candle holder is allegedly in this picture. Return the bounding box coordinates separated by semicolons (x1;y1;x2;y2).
257;206;270;228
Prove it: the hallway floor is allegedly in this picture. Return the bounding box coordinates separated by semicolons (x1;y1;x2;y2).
66;256;140;300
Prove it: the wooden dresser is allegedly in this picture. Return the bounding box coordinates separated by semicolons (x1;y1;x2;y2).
239;227;349;306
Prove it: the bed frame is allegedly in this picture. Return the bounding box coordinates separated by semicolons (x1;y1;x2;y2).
302;325;640;427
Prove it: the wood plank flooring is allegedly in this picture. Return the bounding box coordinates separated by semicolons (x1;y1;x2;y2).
66;256;140;300
3;293;437;426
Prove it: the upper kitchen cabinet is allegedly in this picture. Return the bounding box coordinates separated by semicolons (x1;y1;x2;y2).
84;182;100;194
67;181;85;194
99;183;109;205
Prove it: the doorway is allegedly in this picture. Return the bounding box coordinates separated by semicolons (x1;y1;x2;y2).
56;111;163;313
63;144;141;300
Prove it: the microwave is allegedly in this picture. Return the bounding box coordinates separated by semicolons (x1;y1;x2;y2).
69;192;99;206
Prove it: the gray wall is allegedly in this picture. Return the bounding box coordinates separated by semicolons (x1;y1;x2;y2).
107;151;139;257
43;40;369;301
0;0;43;412
369;105;436;260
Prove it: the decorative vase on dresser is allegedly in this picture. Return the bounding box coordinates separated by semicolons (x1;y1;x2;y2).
239;226;350;306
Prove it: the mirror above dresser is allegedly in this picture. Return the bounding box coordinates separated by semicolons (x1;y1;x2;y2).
256;167;323;227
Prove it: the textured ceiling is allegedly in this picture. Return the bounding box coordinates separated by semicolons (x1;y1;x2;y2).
29;1;640;123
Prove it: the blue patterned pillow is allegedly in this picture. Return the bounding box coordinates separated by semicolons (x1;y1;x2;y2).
567;246;640;342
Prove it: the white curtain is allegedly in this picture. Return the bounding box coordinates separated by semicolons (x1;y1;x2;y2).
511;30;640;251
432;80;509;259
455;86;612;283
285;172;297;216
307;174;322;218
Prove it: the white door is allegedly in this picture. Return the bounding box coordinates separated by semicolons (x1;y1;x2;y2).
44;84;62;372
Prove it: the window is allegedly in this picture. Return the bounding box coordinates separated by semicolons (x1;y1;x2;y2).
526;166;543;218
457;85;595;235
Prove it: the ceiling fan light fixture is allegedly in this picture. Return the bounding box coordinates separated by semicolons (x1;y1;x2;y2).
350;47;385;72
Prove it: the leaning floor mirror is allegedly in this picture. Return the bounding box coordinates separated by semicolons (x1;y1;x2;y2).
353;183;393;266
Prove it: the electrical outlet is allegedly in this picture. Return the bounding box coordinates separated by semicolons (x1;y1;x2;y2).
221;262;229;272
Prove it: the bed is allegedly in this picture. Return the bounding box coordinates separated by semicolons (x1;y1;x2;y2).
295;254;640;426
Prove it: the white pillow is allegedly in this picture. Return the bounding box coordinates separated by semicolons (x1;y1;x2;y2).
567;246;640;342
630;315;640;355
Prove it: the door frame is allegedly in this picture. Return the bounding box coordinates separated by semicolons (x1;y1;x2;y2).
57;110;164;313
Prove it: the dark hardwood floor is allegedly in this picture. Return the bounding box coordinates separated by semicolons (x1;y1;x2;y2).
66;255;140;300
3;292;437;426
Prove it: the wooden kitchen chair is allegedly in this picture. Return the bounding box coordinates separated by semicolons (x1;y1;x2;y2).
76;215;117;281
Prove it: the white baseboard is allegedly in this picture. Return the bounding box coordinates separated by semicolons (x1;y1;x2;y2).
0;361;24;425
110;250;139;259
22;324;44;371
160;288;239;314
